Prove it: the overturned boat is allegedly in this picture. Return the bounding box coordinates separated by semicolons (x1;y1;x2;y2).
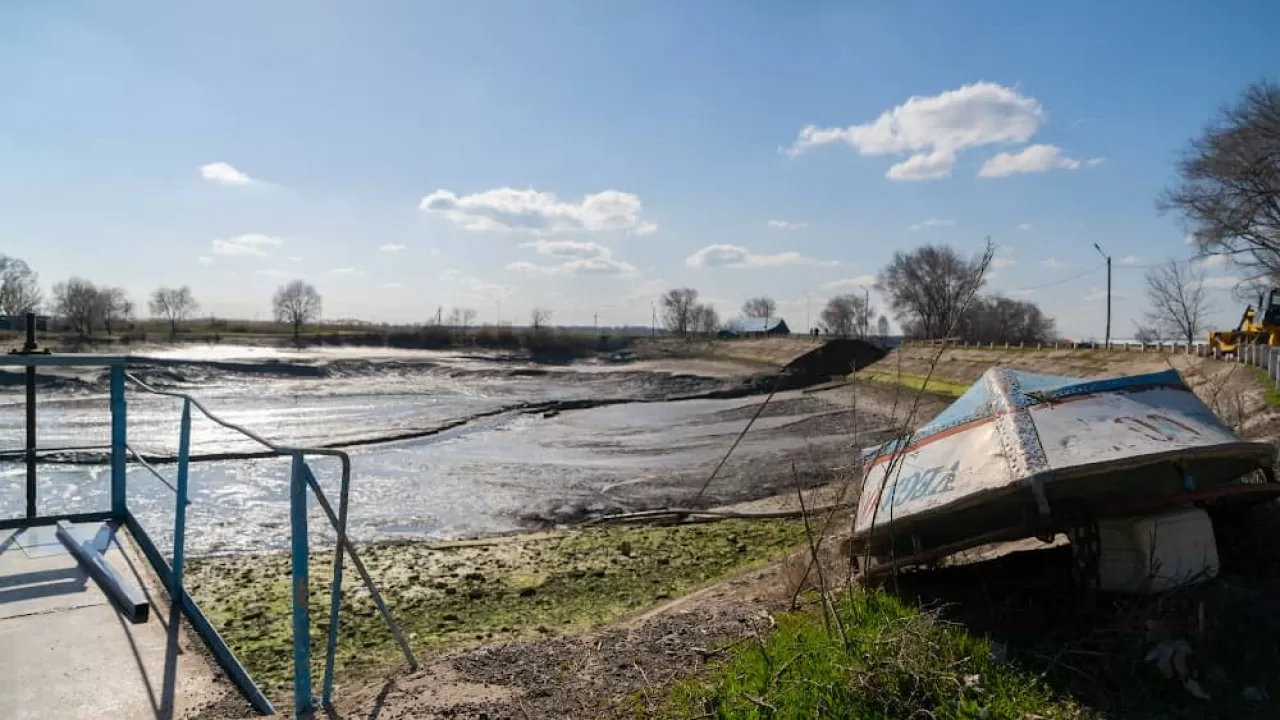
852;367;1279;568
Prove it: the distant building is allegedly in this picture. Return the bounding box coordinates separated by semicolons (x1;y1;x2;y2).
0;315;50;332
720;317;790;337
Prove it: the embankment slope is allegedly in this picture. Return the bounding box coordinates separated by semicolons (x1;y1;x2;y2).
859;344;1280;444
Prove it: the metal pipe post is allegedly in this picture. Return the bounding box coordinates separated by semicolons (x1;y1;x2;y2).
171;400;192;603
110;364;127;518
289;454;313;717
23;313;36;517
319;460;350;707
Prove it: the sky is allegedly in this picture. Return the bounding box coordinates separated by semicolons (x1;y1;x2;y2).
2;1;1278;338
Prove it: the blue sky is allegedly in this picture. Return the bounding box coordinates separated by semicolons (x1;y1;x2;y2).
2;1;1277;337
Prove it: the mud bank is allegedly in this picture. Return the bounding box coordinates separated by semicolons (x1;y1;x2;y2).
185;519;806;696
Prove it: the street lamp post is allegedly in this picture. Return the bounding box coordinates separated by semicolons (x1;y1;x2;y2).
1092;243;1111;348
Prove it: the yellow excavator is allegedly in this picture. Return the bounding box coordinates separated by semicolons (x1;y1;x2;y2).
1208;288;1280;354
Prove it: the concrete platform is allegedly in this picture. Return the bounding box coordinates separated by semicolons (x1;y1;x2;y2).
0;523;245;719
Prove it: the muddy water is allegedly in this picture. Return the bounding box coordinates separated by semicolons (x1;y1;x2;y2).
0;346;864;554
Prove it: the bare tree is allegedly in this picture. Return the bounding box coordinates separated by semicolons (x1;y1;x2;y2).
661;288;700;338
693;303;720;337
740;296;777;320
956;295;1057;345
461;308;477;330
272;280;322;346
530;307;552;330
0;254;42;317
820;294;872;337
1133;323;1166;345
877;244;986;339
1160;81;1280;282
1143;260;1209;345
876;315;890;341
52;277;100;337
149;286;199;340
99;287;132;335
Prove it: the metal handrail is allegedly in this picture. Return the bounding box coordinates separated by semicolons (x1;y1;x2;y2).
124;444;182;496
123;373;417;714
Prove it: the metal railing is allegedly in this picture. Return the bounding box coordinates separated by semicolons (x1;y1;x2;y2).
124;374;418;716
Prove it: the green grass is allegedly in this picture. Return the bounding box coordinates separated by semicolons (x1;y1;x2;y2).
186;520;806;696
856;370;968;398
666;591;1086;720
1248;367;1280;407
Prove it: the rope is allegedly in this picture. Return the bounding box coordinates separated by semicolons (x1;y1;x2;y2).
690;370;785;503
581;503;859;527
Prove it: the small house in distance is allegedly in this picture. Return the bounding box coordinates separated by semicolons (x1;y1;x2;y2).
720;317;790;338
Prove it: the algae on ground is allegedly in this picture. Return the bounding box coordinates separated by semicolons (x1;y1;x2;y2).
185;519;805;695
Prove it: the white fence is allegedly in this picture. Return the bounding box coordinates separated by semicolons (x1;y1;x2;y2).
901;339;1280;390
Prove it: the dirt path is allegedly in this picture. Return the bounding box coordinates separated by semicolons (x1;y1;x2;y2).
325;556;808;720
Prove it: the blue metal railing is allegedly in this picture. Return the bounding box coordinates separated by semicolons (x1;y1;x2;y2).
124;374;419;715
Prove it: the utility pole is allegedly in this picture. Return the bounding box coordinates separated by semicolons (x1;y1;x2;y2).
859;284;871;339
593;312;598;335
650;302;656;336
1092;243;1111;348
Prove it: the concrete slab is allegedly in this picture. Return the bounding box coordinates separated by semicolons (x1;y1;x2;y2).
9;523;110;559
0;552;100;619
0;526;245;719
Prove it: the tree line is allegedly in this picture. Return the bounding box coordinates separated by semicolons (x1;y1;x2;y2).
660;242;1056;345
0;254;325;345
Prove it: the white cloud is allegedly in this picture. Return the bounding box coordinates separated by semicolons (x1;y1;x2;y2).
212;234;283;257
254;269;289;278
419;187;654;235
626;278;669;300
507;256;637;278
990;257;1018;269
200;162;254;186
1040;258;1064;268
288;255;302;262
684;244;838;269
440;272;515;298
1083;286;1128;302
429;249;441;256
197;256;213;265
909;217;955;231
379;243;407;252
820;275;877;291
331;268;365;276
1119;255;1142;265
787;82;1043;180
887;150;956;181
520;239;610;259
1199;276;1240;290
505;261;543;274
1085;157;1105;167
559;258;638;276
1016;223;1033;232
978;144;1081;178
1194;254;1227;269
768;220;808;230
382;282;404;289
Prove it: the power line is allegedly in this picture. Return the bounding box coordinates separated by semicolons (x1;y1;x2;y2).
1007;261;1107;293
